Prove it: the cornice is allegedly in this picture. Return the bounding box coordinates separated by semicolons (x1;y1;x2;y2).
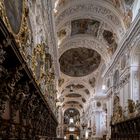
103;11;140;77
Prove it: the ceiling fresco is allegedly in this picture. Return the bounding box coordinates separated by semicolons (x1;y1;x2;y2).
59;47;101;77
66;93;82;98
71;19;100;36
66;101;80;104
103;30;117;53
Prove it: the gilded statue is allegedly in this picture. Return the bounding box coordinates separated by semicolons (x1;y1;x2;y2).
112;95;124;124
135;100;140;116
127;99;135;118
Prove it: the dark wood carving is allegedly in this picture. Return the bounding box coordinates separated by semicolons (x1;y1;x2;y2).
0;18;59;140
111;116;140;140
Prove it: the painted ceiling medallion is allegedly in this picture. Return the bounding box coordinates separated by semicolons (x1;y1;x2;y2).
66;101;80;105
4;0;23;34
59;47;101;77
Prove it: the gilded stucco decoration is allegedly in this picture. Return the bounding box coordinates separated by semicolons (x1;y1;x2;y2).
59;47;101;77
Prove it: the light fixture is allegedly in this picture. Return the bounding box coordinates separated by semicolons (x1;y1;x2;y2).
77;136;79;139
69;127;75;132
69;117;74;123
102;85;106;90
64;136;66;139
85;131;89;139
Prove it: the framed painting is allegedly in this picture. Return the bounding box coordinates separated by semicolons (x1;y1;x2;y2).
4;0;23;34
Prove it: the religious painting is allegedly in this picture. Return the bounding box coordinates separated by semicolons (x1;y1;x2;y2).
4;0;23;34
71;19;100;36
59;47;101;77
103;30;117;54
57;29;67;40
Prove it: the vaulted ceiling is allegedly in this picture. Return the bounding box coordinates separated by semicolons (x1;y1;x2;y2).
54;0;134;112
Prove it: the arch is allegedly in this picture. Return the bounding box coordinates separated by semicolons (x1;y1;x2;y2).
62;106;83;116
58;79;92;96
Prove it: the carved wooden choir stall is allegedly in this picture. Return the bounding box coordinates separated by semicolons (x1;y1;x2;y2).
111;96;140;140
0;18;58;139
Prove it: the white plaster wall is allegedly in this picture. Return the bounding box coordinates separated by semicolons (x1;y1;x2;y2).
132;0;140;21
